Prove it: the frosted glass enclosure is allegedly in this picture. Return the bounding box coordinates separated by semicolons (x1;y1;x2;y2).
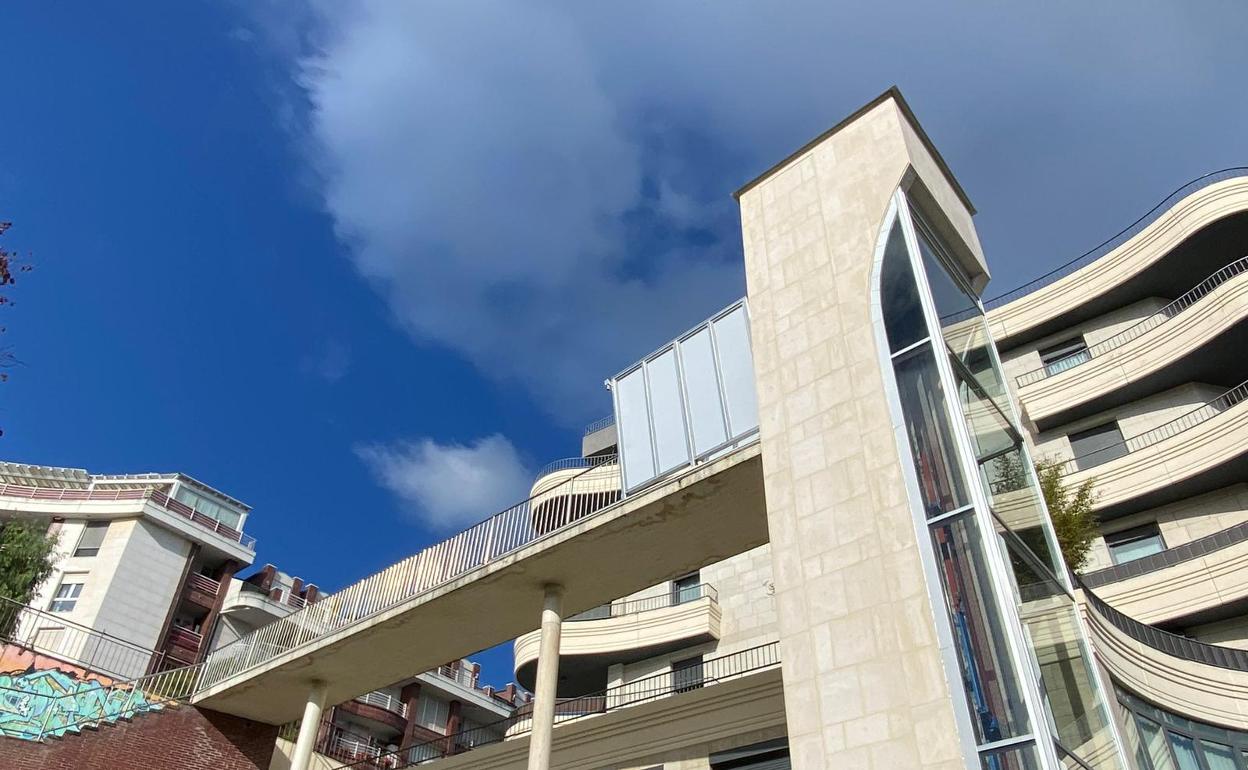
609;299;760;494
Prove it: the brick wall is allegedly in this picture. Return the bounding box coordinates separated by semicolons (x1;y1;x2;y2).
1;705;277;770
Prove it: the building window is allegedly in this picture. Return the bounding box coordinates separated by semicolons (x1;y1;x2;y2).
671;572;701;605
1069;422;1130;471
73;521;109;558
49;578;85;613
174;486;243;530
1106;524;1166;565
671;656;704;693
416;695;449;733
1039;336;1091;377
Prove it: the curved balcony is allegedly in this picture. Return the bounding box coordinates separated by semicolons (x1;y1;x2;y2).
513;584;720;697
338;690;408;733
1014;258;1248;428
1081;585;1248;730
1059;378;1248;519
1082;521;1248;627
986;168;1248;347
529;456;621;536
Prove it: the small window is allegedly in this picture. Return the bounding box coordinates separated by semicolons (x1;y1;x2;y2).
1039;336;1090;376
672;655;704;693
1069;421;1129;471
1106;524;1166;565
672;572;701;605
73;521;109;558
49;578;85;613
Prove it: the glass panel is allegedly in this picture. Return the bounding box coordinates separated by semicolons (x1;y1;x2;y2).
1117;709;1154;770
985;448;1067;587
980;743;1042;770
1203;742;1238;770
881;219;927;353
74;521;109;557
929;512;1031;743
678;328;729;456
1135;716;1177;770
646;349;691;474
1167;733;1201;770
1106;525;1166;565
672;656;705;693
956;364;1021;464
893;346;969;517
1000;540;1120;769
615;367;656;491
1069;423;1130;471
710;306;759;439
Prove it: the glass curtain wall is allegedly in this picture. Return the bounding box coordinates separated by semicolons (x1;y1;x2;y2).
878;194;1126;770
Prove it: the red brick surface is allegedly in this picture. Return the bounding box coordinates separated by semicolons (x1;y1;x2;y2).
1;705;277;770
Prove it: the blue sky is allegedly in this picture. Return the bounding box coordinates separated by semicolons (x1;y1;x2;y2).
2;2;1245;685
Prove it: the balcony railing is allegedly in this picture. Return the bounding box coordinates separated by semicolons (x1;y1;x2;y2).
1080;580;1248;671
533;453;618;481
1082;520;1248;589
568;583;718;621
1015;255;1248;387
0;594;162;680
335;641;781;770
186;573;222;598
583;415;615;436
984;167;1248;310
163;627;202;664
354;690;408;717
0;482;257;551
196;457;625;692
433;664;478;690
1059;377;1248;474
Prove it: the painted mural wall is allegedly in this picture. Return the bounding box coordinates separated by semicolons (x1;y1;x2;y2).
0;641;160;740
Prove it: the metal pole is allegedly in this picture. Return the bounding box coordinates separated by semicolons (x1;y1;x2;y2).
526;584;564;770
289;680;328;770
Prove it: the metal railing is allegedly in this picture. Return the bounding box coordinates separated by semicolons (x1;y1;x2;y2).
0;482;257;550
186;572;222;597
195;456;622;693
568;583;718;621
1060;377;1248;475
1081;580;1248;671
332;641;781;770
984;167;1248;310
533;453;618;480
433;664;477;690
18;662;205;740
1082;520;1248;588
0;595;162;680
355;689;408;717
1016;255;1248;386
583;415;615;435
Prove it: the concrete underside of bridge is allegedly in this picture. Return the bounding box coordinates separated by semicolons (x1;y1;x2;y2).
194;444;767;724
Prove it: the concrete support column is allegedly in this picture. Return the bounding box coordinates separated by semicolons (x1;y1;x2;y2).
526;584;564;770
290;680;328;770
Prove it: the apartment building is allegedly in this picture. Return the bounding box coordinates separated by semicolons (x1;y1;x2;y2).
0;461;259;676
987;166;1248;768
6;89;1247;770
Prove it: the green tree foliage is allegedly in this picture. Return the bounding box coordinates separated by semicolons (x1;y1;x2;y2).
0;519;59;607
1034;458;1099;573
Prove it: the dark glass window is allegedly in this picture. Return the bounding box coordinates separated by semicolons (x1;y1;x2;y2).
73;521;109;558
1039;337;1091;377
881;220;927;353
1069;422;1129;471
672;572;701;605
672;656;704;693
1106;524;1166;565
893;347;969;517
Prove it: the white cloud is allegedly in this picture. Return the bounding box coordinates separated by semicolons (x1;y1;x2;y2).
257;0;1242;424
355;434;532;530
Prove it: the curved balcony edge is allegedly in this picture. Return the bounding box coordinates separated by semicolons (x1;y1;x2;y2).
1080;587;1248;731
1016;270;1248;426
1061;382;1248;517
986;170;1248;343
512;594;721;693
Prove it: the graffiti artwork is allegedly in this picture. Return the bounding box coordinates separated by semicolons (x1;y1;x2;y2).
0;652;161;740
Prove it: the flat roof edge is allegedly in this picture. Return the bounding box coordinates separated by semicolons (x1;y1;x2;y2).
732;86;975;215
